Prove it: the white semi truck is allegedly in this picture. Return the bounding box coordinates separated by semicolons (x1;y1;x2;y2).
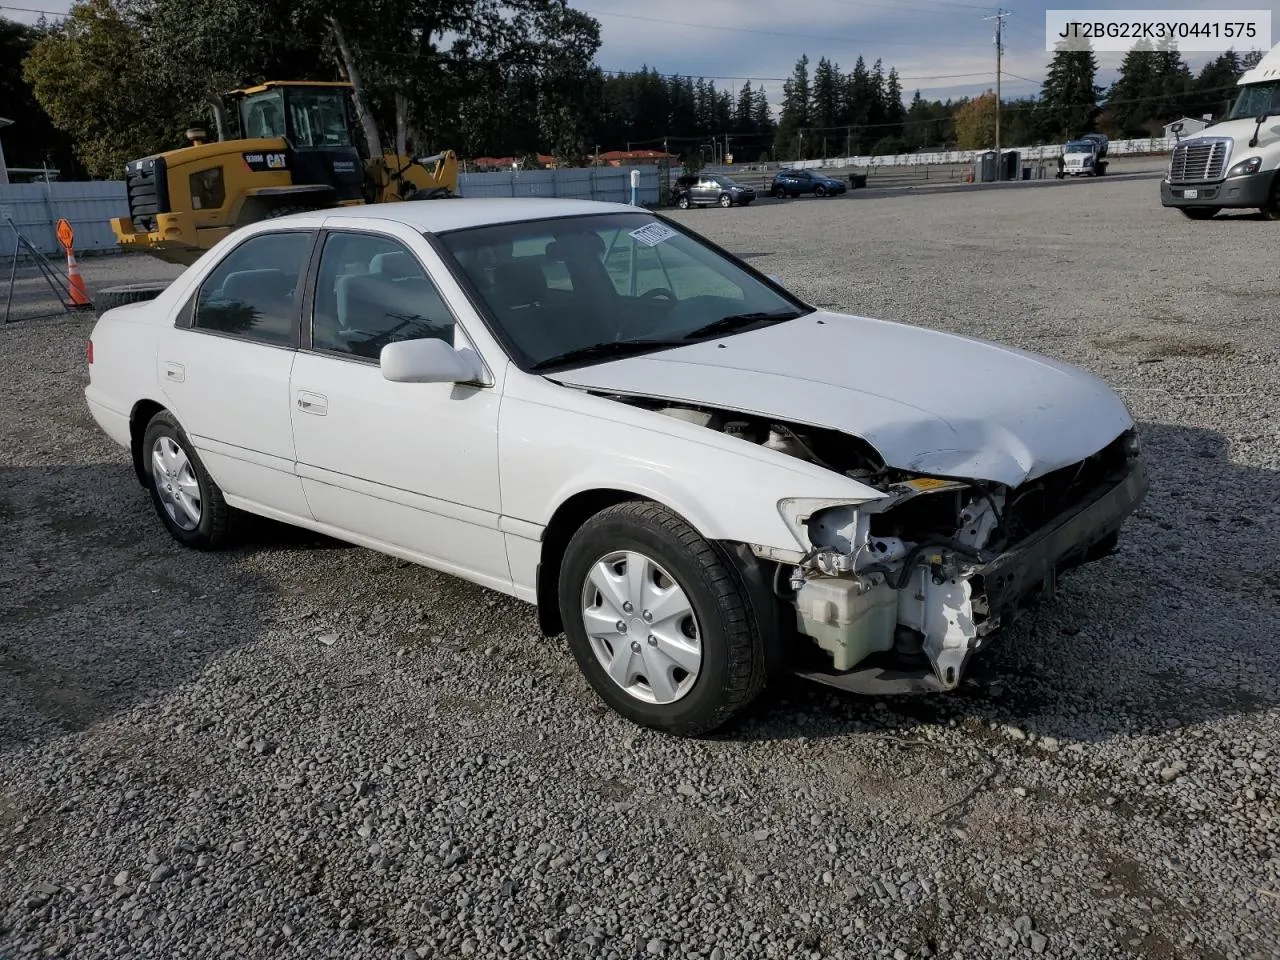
1161;42;1280;219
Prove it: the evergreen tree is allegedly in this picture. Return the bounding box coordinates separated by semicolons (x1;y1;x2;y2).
1189;50;1243;119
776;54;811;158
811;56;842;148
734;81;755;135
1151;36;1194;122
1040;39;1100;139
884;67;904;135
1102;40;1157;136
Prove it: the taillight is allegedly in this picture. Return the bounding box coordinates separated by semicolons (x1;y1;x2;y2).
87;340;94;364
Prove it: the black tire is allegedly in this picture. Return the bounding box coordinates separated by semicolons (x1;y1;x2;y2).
814;184;827;197
718;193;732;208
262;205;315;220
407;186;451;201
773;186;787;199
141;410;235;550
558;501;768;736
1180;207;1220;220
94;281;169;317
677;194;691;209
1259;175;1280;220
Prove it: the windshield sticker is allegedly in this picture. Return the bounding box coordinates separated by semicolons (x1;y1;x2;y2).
629;222;678;247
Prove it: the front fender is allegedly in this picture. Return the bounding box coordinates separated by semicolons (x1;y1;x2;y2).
500;374;883;555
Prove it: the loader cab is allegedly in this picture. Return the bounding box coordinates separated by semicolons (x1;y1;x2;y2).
227;81;367;202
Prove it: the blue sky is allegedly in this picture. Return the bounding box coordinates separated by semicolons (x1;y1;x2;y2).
6;0;1278;106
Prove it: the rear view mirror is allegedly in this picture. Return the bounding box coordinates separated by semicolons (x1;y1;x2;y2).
380;338;478;384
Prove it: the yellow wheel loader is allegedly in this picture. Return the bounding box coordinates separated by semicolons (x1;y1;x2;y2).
107;81;458;277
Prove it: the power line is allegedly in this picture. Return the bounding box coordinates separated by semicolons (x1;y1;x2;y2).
578;8;992;49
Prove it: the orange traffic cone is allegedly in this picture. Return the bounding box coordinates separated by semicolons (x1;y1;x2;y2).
65;248;91;309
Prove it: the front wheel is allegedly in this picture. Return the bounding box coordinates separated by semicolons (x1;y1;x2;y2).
1180;207;1221;220
772;186;786;199
1259;175;1280;220
676;194;690;209
718;193;732;208
142;410;235;549
558;501;767;736
814;185;827;197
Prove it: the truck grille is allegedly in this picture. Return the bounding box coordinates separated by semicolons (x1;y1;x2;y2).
124;156;170;232
1169;138;1230;183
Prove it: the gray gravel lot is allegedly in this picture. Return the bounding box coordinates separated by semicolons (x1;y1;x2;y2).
2;177;1279;960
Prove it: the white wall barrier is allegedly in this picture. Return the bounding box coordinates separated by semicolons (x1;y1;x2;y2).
1;166;663;256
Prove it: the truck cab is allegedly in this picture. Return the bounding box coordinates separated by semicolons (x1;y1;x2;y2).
1061;135;1108;177
1161;43;1280;219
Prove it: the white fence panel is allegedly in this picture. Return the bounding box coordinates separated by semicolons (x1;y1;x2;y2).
0;181;129;255
786;135;1176;169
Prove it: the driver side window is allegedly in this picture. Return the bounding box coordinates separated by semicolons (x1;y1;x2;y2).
311;232;456;361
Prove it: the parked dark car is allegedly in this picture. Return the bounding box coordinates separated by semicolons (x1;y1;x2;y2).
770;168;848;199
673;173;757;209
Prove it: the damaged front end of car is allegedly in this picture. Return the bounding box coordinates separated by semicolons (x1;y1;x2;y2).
777;425;1147;693
613;396;1149;695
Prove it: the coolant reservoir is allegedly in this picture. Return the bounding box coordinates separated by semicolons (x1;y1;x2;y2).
794;577;897;671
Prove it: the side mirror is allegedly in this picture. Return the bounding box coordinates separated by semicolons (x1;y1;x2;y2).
380;337;478;384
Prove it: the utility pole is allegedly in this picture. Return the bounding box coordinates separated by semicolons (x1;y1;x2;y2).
984;9;1007;170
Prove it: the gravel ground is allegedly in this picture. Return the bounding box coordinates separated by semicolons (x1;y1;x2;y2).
2;177;1279;960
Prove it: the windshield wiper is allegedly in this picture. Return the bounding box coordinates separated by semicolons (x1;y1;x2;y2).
681;309;805;341
529;337;689;372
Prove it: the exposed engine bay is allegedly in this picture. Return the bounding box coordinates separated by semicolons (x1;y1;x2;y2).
601;395;1146;694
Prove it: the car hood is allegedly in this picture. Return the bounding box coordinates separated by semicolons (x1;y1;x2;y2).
549;310;1134;487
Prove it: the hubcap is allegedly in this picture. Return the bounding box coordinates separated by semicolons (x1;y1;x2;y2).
580;550;701;705
151;436;202;531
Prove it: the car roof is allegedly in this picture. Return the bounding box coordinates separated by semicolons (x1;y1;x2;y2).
275;197;645;235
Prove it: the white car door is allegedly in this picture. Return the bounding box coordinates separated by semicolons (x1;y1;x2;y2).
288;222;508;590
157;227;315;519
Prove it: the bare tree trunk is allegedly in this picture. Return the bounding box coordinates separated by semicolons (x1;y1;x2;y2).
328;15;383;158
395;93;408;157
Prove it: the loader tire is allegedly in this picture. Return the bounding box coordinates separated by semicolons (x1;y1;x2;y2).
94;281;170;317
262;205;315;219
407;187;452;201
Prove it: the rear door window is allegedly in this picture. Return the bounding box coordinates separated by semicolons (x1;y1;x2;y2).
193;231;313;346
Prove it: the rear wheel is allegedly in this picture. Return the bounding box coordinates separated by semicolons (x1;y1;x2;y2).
1180;207;1221;220
558;501;767;736
141;410;234;550
772;186;786;199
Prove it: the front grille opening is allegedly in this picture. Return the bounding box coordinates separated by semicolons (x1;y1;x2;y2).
1169;139;1229;183
1001;431;1131;544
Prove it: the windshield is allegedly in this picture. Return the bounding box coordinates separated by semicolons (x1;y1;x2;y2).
436;212;809;371
285;89;353;147
1228;81;1280;120
1065;142;1092;153
241;91;285;139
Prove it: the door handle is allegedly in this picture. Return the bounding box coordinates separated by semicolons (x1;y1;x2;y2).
296;391;328;416
164;362;185;383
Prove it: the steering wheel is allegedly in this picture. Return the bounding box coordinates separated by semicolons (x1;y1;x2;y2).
640;288;675;301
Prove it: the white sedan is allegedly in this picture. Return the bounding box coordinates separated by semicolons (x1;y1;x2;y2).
85;198;1148;735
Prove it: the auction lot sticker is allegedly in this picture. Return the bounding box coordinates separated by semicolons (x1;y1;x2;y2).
629;222;678;247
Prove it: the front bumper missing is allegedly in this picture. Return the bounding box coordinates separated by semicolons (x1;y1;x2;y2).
796;458;1149;696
